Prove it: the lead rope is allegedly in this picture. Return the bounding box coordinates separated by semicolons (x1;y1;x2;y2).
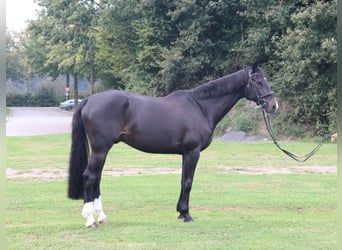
262;109;329;162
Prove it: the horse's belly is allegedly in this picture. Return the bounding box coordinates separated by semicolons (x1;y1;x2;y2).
126;143;182;154
122;133;183;154
120;122;212;154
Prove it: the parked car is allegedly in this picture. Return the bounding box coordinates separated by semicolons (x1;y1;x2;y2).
59;99;82;110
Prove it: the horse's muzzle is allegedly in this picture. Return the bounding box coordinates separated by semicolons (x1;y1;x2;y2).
263;98;279;114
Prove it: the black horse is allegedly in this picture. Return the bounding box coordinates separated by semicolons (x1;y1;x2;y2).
68;64;278;228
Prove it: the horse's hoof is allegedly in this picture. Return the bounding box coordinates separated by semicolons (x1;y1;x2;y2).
178;213;194;222
99;217;108;224
184;218;194;222
87;222;99;229
183;215;194;222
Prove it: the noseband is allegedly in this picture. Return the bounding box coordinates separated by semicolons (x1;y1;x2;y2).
247;73;274;109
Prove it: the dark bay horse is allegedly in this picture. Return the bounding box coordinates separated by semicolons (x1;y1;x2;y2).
68;64;278;228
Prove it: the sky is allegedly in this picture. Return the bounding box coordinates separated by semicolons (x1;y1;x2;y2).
6;0;39;31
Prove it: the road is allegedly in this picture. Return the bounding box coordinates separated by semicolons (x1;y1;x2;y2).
6;107;73;136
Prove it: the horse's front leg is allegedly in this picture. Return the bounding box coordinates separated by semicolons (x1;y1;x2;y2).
177;148;200;222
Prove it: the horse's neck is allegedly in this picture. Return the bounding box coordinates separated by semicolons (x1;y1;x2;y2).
192;71;248;129
195;91;244;129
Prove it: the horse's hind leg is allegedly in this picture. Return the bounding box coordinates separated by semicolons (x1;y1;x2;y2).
93;176;108;224
82;150;109;228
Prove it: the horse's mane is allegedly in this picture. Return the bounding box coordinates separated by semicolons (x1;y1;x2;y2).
192;69;246;99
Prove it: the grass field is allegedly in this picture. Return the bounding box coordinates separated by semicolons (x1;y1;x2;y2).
6;134;337;249
6;134;337;171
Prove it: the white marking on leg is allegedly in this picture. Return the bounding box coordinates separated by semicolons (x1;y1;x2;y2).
82;202;96;227
94;196;107;223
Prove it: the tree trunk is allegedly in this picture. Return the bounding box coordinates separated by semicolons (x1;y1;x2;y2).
73;73;79;107
240;20;244;44
66;73;70;100
89;64;95;95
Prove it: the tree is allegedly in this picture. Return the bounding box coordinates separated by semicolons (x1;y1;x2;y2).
237;0;299;65
96;0;242;95
272;0;336;134
6;30;33;85
26;0;101;103
96;0;141;91
153;0;242;95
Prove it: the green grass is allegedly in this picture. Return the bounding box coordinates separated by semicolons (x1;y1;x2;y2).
6;134;337;171
6;174;336;249
6;134;337;249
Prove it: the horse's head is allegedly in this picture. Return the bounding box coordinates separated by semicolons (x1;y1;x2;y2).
244;64;278;113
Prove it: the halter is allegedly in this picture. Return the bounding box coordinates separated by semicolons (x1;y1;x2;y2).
247;73;274;109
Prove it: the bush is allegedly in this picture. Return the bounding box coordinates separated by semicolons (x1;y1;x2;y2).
6;89;59;107
6;92;34;107
214;100;260;136
34;87;59;107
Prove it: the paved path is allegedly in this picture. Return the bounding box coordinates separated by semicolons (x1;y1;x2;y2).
6;107;73;136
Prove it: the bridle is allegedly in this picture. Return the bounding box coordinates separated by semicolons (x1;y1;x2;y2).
247;73;275;109
247;72;328;162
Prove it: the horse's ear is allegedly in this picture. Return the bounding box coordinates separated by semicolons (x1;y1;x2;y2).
252;62;258;73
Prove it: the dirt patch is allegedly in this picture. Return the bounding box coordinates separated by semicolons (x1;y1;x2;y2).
6;168;68;181
219;165;336;175
215;131;265;142
6;165;336;181
5;167;181;181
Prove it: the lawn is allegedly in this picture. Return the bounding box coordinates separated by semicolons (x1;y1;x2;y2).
6;134;337;171
6;134;337;249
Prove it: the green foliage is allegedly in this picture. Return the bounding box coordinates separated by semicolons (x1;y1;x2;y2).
95;0;139;91
6;30;33;82
24;0;99;97
271;0;336;135
151;0;242;95
6;91;59;107
34;86;59;107
214;101;260;136
6;92;35;107
6;79;65;107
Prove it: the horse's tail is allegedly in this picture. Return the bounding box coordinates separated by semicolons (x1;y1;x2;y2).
68;99;89;200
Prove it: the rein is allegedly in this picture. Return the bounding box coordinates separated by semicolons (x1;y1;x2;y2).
262;109;329;162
